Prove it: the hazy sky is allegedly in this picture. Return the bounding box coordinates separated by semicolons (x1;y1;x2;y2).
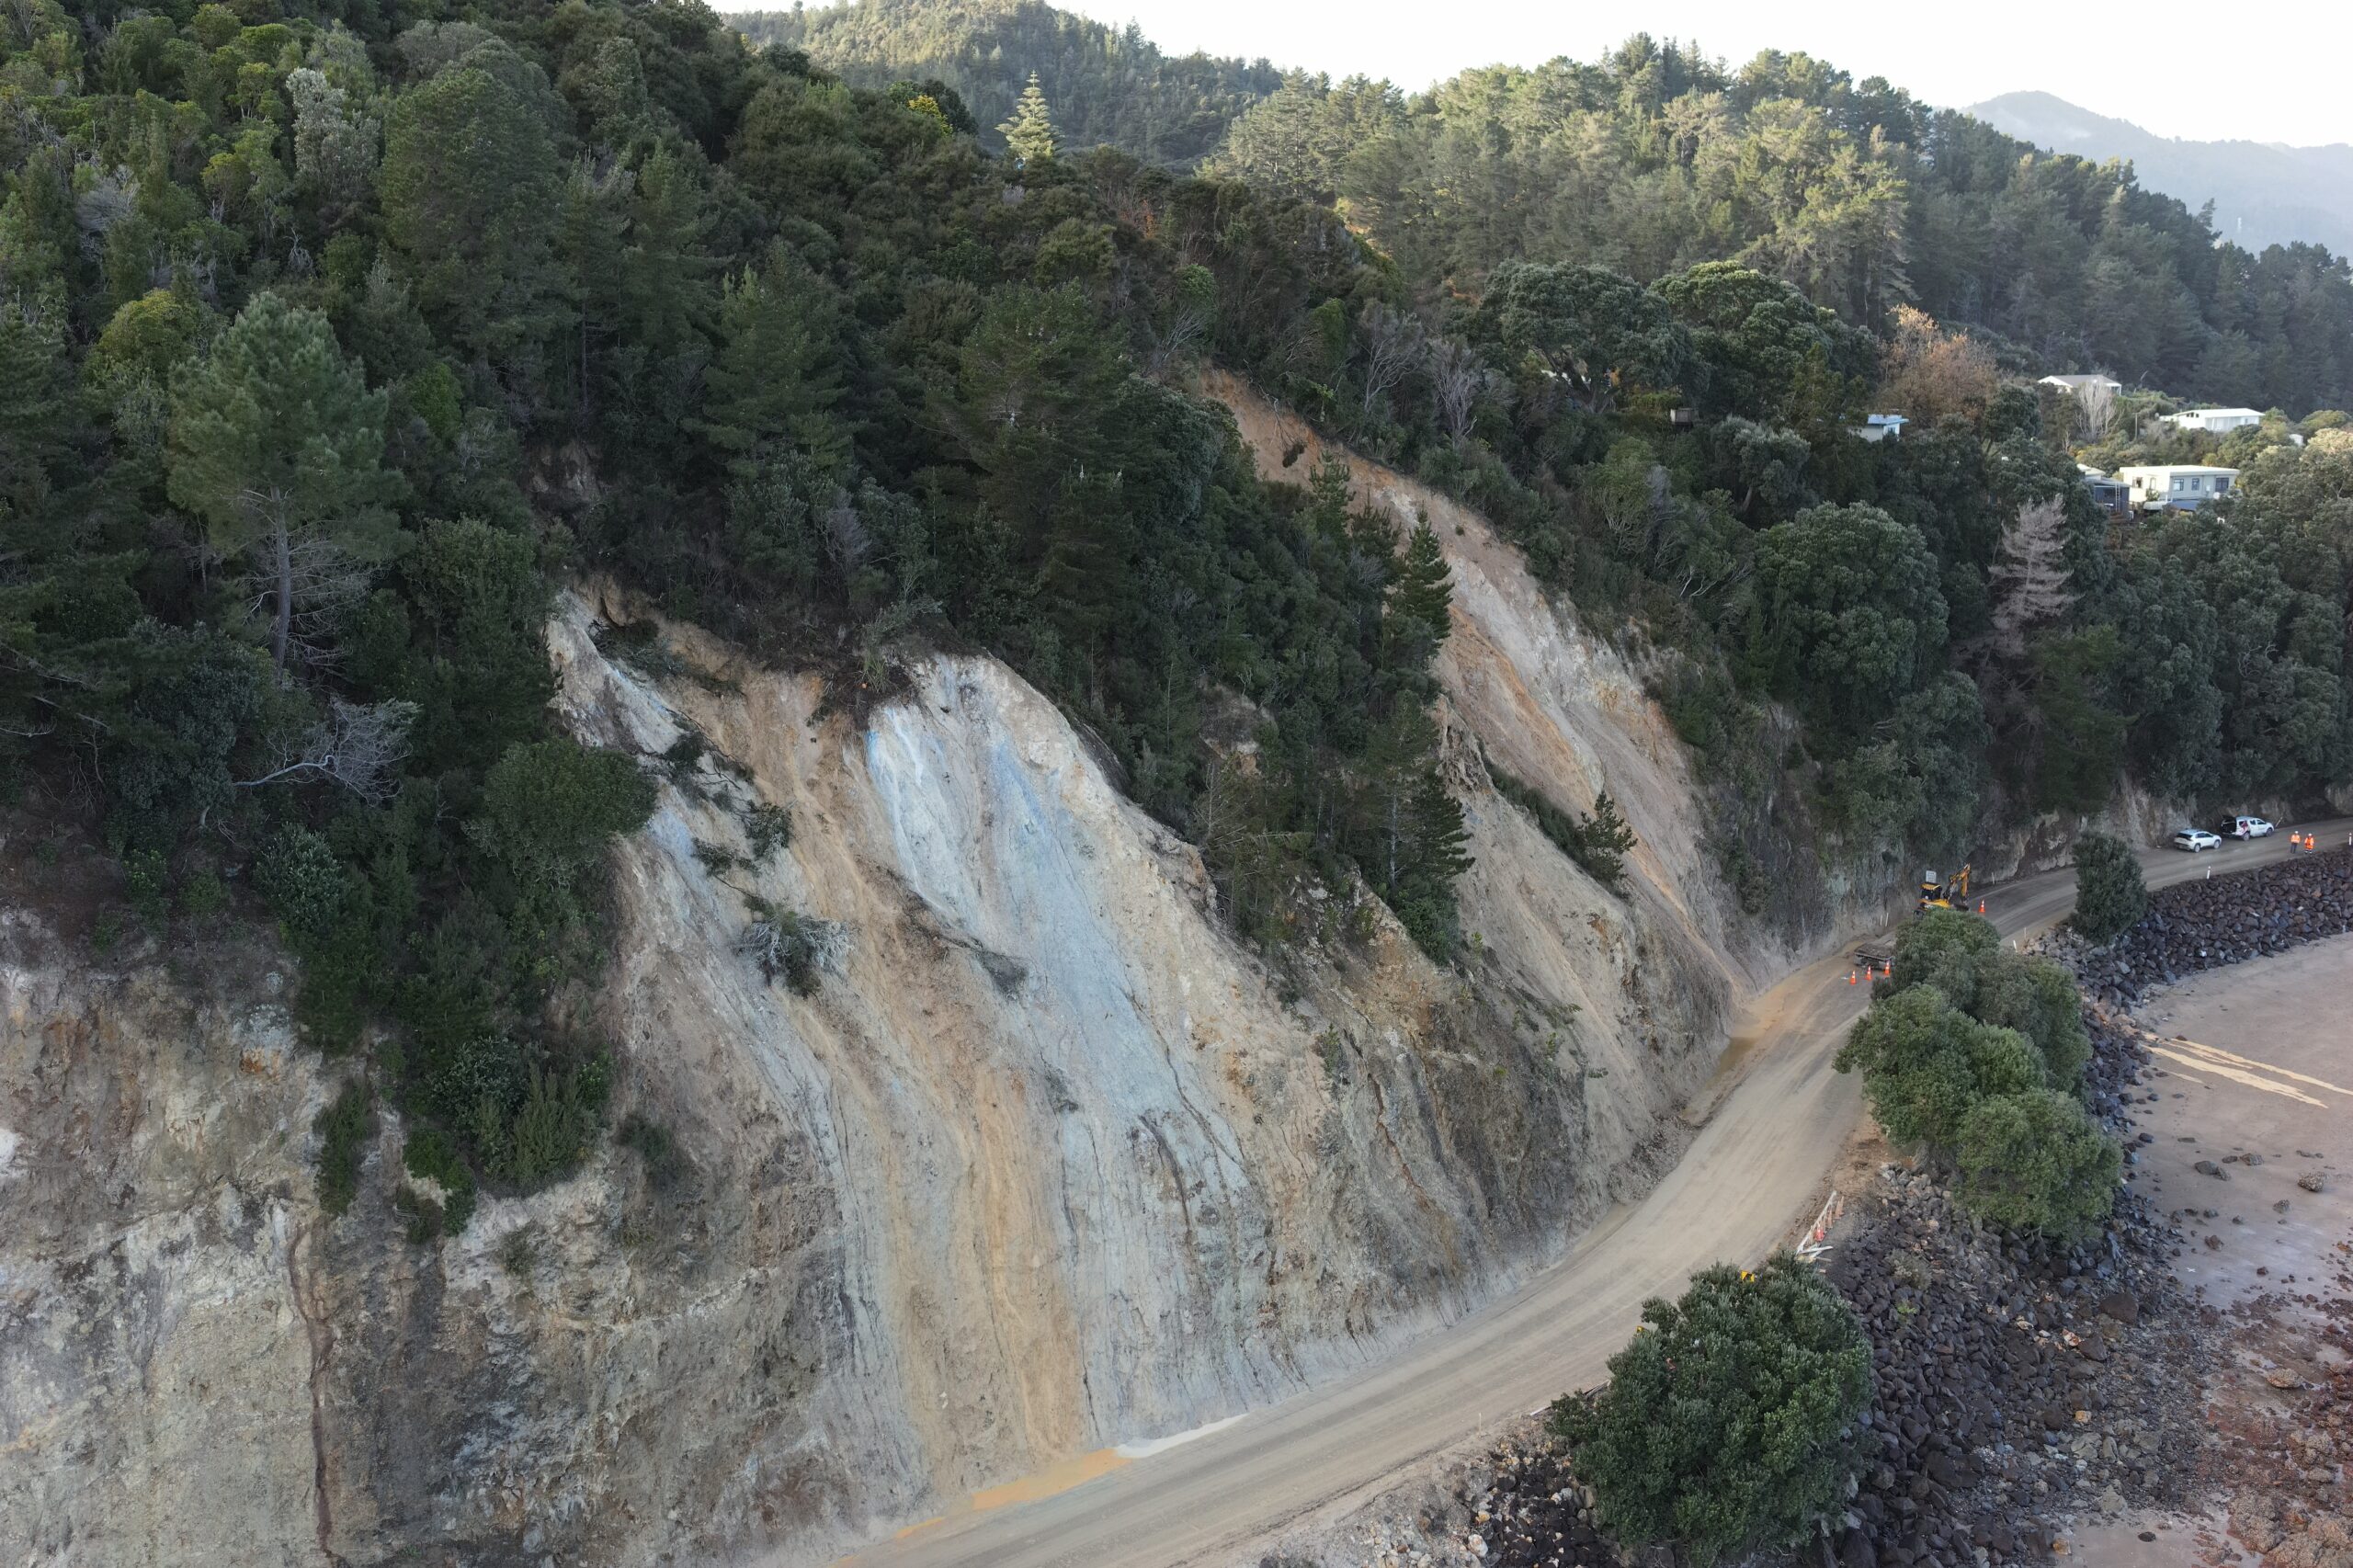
728;0;2352;148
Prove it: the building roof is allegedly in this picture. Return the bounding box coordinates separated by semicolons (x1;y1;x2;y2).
2116;464;2240;479
1863;413;1907;426
2040;373;2121;389
2168;407;2264;419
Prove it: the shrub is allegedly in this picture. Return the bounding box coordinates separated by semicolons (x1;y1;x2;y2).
400;1125;478;1233
1490;767;1641;892
256;825;348;942
1952;1089;2122;1239
2071;831;2147;942
122;848;169;929
1843;922;2121;1236
1552;1252;1871;1565
1887;908;1999;996
472;738;657;897
1969;951;2092;1090
496;1062;604;1187
740;897;844;994
314;1080;376;1217
1835;985;2042;1148
176;869;230;919
1891;911;2090;1089
394;1183;447;1244
744;802;792;861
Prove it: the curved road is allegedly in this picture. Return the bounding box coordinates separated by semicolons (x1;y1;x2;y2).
835;825;2348;1568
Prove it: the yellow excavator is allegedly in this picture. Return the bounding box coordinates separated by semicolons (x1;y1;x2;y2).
1917;863;1972;915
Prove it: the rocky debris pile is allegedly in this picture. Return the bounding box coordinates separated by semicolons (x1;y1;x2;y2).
2052;846;2353;1006
2076;1007;2154;1134
1818;1167;2211;1568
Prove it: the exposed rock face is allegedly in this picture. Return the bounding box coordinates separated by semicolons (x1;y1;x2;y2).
5;480;1759;1565
0;956;330;1568
540;588;1738;1559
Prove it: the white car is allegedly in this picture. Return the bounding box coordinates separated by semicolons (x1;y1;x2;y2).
2172;828;2221;852
2219;815;2276;840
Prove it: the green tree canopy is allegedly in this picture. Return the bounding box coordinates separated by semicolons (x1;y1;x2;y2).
1552;1252;1872;1566
2071;830;2148;943
1751;502;1947;733
381;45;563;358
1836;983;2044;1148
166;292;403;674
1654;261;1871;421
1953;1089;2123;1241
1476;262;1692;414
998;71;1058;165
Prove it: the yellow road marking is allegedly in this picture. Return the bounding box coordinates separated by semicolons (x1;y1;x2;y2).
2147;1045;2327;1108
2149;1036;2352;1099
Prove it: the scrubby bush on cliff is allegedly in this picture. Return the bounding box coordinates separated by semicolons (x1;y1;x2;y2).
314;1082;377;1219
474;740;659;902
2071;832;2148;943
1488;768;1641;893
1550;1252;1871;1565
255;825;350;944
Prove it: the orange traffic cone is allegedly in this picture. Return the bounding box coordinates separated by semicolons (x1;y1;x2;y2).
1977;898;1986;915
1847;970;1858;985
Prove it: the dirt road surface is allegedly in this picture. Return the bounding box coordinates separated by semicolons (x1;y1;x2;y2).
825;824;2350;1568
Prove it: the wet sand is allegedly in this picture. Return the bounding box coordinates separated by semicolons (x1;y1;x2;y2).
2071;932;2353;1567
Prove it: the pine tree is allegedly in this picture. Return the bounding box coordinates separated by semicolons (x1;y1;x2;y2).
166;293;404;675
1389;520;1454;651
1986;496;2076;665
698;247;848;477
1574;790;1638;890
998;73;1058;166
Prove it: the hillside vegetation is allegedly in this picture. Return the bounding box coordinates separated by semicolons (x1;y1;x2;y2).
733;0;1279;165
3;0;2349;1216
1207;40;2353;415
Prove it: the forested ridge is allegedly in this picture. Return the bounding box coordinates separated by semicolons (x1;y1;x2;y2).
733;0;1279;167
2;0;2348;1221
746;7;2353;415
1206;43;2353;415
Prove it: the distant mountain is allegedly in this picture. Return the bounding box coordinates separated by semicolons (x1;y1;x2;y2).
733;0;1281;166
1968;91;2353;256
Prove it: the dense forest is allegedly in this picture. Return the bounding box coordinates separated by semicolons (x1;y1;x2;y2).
2;0;2347;1218
1205;42;2353;415
733;0;1279;166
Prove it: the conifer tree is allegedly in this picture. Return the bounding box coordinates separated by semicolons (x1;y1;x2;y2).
698;247;848;476
1389;520;1454;649
998;73;1058;165
166;293;404;675
1574;790;1638;890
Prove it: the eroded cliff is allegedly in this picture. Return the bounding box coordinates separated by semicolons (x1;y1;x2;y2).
5;454;1756;1566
